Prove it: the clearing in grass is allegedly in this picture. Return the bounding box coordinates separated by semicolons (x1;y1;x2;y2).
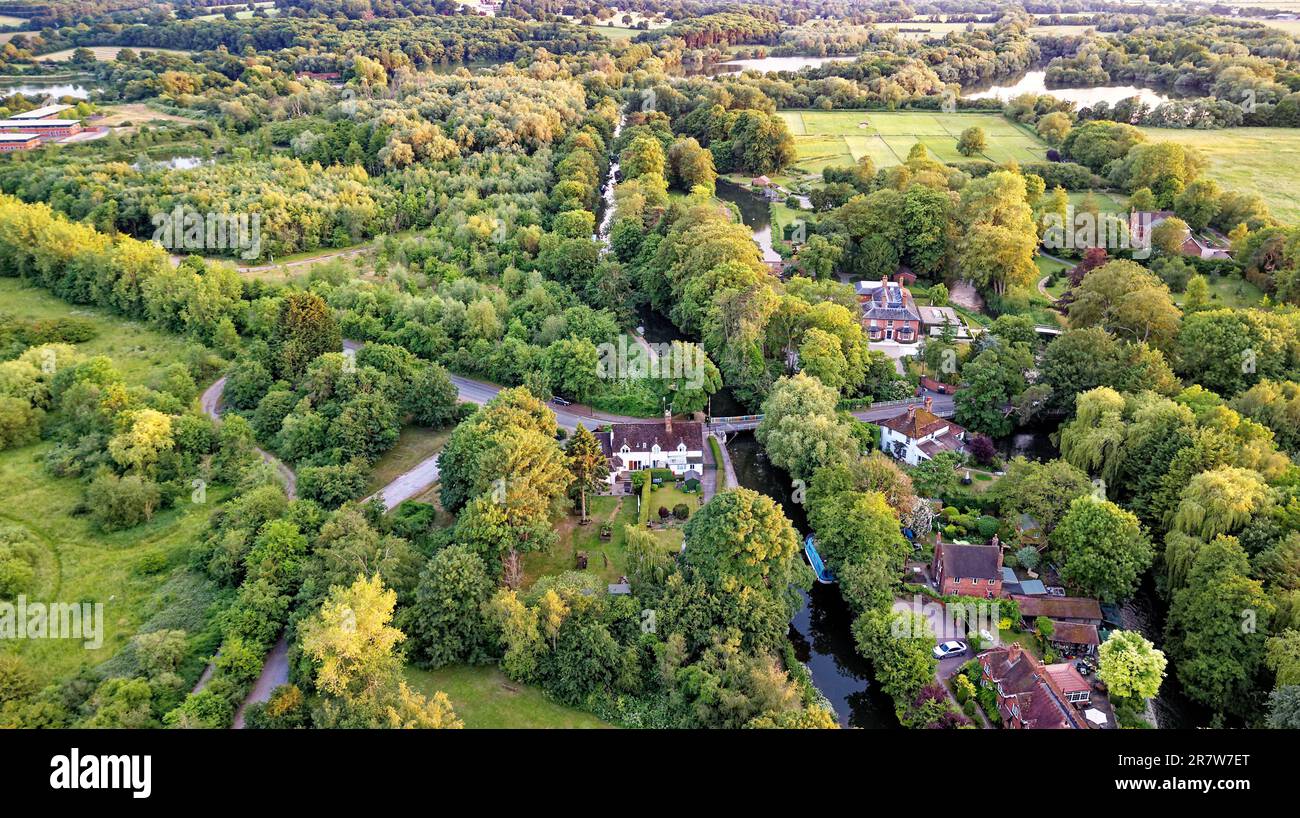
403;665;612;728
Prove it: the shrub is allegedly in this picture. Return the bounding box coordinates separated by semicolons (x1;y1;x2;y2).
672;503;689;520
1015;546;1039;571
86;471;163;532
657;506;670;519
297;460;368;508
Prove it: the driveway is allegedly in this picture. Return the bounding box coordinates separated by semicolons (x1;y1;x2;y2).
868;339;922;375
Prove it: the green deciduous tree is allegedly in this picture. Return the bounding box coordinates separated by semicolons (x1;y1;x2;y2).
1098;629;1167;700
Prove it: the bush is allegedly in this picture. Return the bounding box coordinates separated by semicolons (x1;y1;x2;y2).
976;516;1000;539
86;471;163;532
672;503;689;520
297;460;368;508
1015;546;1039;571
657;506;670;519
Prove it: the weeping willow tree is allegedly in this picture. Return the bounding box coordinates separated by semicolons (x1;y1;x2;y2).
1161;530;1206;594
1058;387;1128;487
1171;465;1270;540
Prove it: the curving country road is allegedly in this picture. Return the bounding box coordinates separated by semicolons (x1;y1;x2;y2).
350;338;647;510
200;376;298;499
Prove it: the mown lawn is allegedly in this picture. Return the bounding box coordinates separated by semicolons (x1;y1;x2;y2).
403;665;612;728
1136;126;1300;223
522;494;684;589
0;278;212;387
1173;271;1266;310
779;109;1049;173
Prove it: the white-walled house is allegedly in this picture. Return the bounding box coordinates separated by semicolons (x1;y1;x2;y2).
879;398;968;466
600;413;705;484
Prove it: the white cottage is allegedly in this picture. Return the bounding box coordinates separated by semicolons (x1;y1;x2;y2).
600;412;705;484
879;397;968;466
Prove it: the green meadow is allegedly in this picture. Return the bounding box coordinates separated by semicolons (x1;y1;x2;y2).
780;109;1049;174
1136;126;1300;224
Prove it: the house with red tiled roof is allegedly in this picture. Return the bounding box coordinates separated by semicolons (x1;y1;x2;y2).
979;643;1090;729
879;396;967;466
1130;210;1231;260
934;539;1003;598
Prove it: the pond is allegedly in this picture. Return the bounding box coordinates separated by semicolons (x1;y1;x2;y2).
713;178;783;263
0;79;93;99
962;70;1170;109
132;155;209;171
698;55;855;77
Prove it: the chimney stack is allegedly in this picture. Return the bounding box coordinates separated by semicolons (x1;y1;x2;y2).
924;396;933;413
1008;642;1023;664
906;405;916;422
664;409;672;433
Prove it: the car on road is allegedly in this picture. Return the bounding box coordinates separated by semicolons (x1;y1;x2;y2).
933;640;967;659
551;396;572;406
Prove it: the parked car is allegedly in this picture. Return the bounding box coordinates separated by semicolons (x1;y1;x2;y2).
933;640;966;659
551;396;572;406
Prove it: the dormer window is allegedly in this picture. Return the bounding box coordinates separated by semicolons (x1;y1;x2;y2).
620;445;629;453
677;442;686;451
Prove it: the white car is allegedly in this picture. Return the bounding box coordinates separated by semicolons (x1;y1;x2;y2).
933;640;967;659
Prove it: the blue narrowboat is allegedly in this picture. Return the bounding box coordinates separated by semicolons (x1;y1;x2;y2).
804;535;835;584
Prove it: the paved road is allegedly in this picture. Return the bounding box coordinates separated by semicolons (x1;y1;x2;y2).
348;338;648;511
232;634;290;730
851;392;955;423
365;456;441;510
200;376;297;498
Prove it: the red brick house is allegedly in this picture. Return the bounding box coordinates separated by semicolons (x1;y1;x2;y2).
979;643;1090;729
856;276;922;343
933;539;1002;598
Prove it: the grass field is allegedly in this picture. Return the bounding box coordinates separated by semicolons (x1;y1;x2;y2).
0;280;229;685
586;23;643;39
39;47;191;62
522;493;684;589
0;14;26;26
780;110;1049;174
1174;272;1266;310
1137;126;1300;224
404;665;611;728
0;279;212;386
0;443;227;686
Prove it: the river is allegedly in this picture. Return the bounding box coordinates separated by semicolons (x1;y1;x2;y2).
962;70;1170;109
713;179;783;263
596;113;626;252
0;78;93;99
697;55;855;77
